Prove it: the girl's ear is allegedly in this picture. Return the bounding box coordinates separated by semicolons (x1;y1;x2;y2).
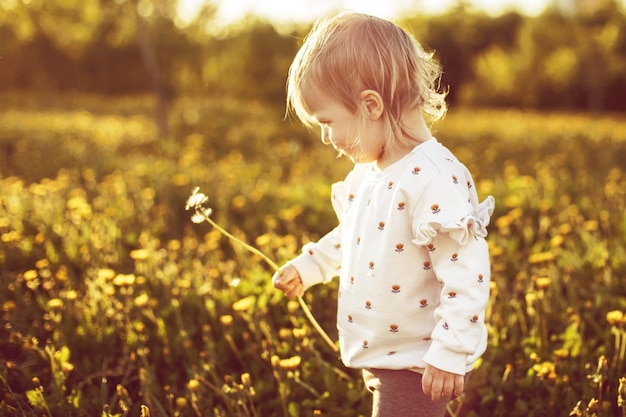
359;90;384;120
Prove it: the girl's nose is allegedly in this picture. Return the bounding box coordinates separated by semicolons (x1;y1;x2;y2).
320;125;331;145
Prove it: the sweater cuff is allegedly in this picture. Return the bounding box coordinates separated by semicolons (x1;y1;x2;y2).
288;253;325;290
423;340;470;375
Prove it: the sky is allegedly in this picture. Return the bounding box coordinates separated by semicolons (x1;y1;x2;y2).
177;0;551;27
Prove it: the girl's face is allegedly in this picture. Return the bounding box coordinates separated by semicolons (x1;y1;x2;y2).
302;82;385;166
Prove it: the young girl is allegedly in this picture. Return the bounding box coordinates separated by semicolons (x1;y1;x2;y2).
273;12;494;417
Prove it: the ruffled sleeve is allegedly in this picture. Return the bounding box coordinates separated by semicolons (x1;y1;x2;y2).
413;196;494;246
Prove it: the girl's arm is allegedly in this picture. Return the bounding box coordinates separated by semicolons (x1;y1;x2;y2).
279;224;343;291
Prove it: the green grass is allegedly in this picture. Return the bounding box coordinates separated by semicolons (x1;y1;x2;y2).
1;94;626;417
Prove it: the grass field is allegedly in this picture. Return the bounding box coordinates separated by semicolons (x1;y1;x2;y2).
1;94;626;417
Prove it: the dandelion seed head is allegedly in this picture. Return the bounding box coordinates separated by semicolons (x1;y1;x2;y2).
190;213;206;224
185;188;208;210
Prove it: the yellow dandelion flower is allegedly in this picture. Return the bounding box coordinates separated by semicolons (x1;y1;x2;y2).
533;361;555;379
528;251;556;264
287;300;299;314
61;362;74;373
550;235;564;247
97;268;116;281
167;240;181;251
535;277;552;289
232;296;255;312
495;215;512;229
3;300;16;312
141;187;155;200
47;298;64;310
55;266;69;282
23;270;38;281
277;355;301;370
130;249;149;260
292;328;307;339
606;310;624;326
278;328;292;339
187;379;200;392
35;259;49;269
255;233;272;247
134;293;149;308
583;220;598;231
175;278;191;289
113;273;136;286
558;223;572;234
1;231;22;243
553;349;569;359
175;397;187;409
241;373;252;387
63;290;78;300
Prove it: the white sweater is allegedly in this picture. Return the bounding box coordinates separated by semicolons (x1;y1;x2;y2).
290;139;494;375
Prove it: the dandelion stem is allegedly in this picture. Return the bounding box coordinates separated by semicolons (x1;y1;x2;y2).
200;212;338;352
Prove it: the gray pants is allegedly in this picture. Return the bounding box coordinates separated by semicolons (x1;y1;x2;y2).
362;368;470;417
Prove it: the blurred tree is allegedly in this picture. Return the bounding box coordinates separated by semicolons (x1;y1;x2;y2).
461;0;626;110
2;0;626;112
199;18;300;102
0;0;218;136
574;2;626;111
404;6;523;104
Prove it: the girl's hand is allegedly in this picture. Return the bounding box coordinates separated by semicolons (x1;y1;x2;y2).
272;265;304;298
422;364;465;402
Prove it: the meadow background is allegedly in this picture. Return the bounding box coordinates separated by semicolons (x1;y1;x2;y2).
2;1;626;416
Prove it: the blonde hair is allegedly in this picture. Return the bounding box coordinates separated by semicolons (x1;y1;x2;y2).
287;12;447;153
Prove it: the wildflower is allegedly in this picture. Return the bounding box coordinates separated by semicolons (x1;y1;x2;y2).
550;235;564;247
533;361;557;380
606;310;624;326
187;379;200;392
62;290;78;300
535;277;552;289
2;300;16;312
23;270;38;281
175;397;187;409
553;348;569;359
134;293;150;308
47;298;64;310
191;212;207;224
61;362;75;374
241;373;252;387
97;268;116;281
273;355;302;370
528;251;556;264
232;296;255;312
292;328;307;339
130;249;149;260
185;187;209;211
113;273;136;287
